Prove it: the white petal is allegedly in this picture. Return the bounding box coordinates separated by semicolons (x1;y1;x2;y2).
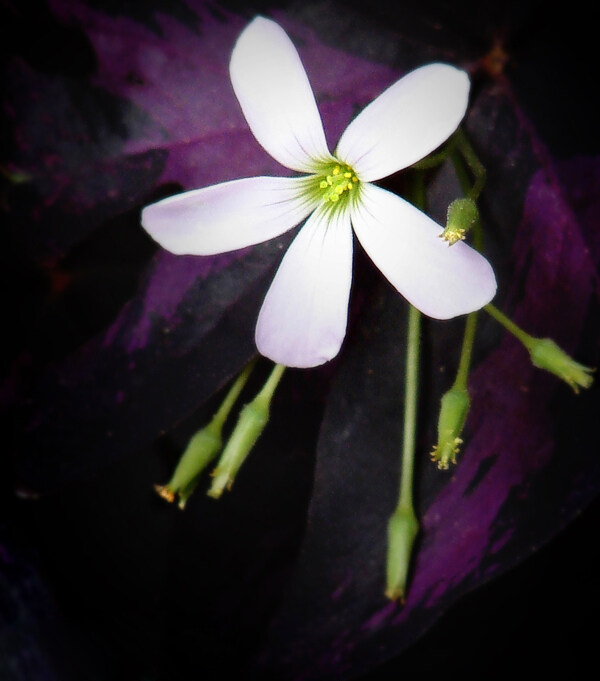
255;205;353;367
351;184;496;318
337;64;470;182
230;17;331;173
141;176;316;255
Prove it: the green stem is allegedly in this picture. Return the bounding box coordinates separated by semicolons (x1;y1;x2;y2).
450;149;484;249
448;128;486;387
454;311;477;390
484;303;535;349
385;303;421;601
398;169;428;505
212;358;258;430
155;358;258;507
411;135;457;169
454;128;486;201
398;304;421;507
385;172;427;601
207;362;285;499
255;362;286;406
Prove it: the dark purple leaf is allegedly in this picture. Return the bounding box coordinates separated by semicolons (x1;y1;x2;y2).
254;75;600;681
5;0;397;490
5;0;397;256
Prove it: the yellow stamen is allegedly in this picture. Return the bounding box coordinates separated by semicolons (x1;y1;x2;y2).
319;161;359;204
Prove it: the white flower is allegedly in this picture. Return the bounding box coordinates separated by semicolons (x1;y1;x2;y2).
142;17;496;368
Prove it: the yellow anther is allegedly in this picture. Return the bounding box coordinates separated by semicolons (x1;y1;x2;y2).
154;484;175;503
441;228;466;245
315;159;359;205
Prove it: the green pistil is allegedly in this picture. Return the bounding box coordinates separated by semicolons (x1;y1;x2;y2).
319;163;358;203
303;159;360;212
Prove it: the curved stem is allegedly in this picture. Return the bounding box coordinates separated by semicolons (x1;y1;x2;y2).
484;303;535;349
212;358;257;430
454;128;486;201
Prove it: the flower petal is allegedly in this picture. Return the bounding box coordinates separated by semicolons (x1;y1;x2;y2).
230;17;331;173
141;176;316;255
351;184;496;318
336;64;470;182
255;205;354;367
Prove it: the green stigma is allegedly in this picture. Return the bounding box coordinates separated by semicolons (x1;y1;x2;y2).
319;162;358;203
303;159;360;211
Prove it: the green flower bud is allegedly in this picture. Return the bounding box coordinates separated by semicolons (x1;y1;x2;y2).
207;398;269;498
528;338;594;393
207;363;285;499
155;421;222;509
385;504;419;603
430;384;470;469
154;360;256;509
441;197;479;245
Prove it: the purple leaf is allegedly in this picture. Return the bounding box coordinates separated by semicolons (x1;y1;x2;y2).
5;0;396;256
5;0;397;491
254;79;600;680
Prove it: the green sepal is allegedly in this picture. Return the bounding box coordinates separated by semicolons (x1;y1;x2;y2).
431;385;470;469
155;420;222;509
385;504;419;603
207;363;285;499
207;399;269;499
441;197;479;245
528;338;594;393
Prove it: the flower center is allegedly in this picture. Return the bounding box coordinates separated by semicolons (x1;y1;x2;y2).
317;161;359;205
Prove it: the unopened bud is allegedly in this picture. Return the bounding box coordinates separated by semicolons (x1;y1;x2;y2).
430;385;470;469
208;363;285;499
385;505;419;603
441;197;479;245
155;421;222;509
528;338;594;393
154;360;256;508
207;399;268;498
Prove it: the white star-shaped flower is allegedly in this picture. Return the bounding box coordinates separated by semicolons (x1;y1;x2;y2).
142;17;496;368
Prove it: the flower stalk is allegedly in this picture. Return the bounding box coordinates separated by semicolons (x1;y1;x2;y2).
453;127;486;201
208;363;285;498
431;130;485;468
386;299;421;602
485;304;594;392
430;312;476;470
155;359;256;508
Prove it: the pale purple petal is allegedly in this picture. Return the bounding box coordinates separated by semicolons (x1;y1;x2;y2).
336;64;469;182
255;205;353;368
351;184;496;318
229;17;331;173
141;176;316;255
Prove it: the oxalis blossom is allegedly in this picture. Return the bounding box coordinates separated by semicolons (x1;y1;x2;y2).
142;17;496;368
